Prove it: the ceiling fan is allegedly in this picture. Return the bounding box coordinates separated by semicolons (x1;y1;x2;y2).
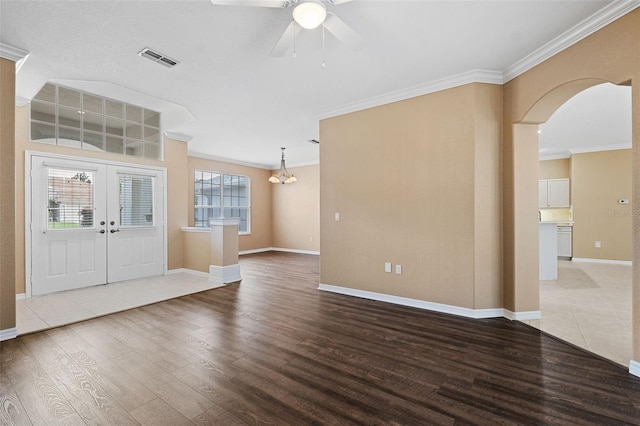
210;0;365;57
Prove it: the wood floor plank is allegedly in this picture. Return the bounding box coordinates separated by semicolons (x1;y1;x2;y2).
19;332;139;426
4;252;640;425
0;362;33;425
0;339;78;425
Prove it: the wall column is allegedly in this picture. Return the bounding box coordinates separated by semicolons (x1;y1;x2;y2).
209;218;241;284
0;57;17;340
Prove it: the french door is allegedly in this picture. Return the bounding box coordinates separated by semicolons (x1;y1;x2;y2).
30;155;165;296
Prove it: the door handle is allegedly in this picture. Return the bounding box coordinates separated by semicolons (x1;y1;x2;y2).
110;229;120;233
98;229;106;234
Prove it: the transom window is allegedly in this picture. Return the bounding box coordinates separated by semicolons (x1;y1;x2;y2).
194;170;250;233
30;83;162;160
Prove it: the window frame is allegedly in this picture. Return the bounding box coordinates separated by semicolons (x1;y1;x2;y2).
194;169;251;235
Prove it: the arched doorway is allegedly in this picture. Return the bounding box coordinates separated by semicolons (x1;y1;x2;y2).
531;82;632;365
510;78;637;372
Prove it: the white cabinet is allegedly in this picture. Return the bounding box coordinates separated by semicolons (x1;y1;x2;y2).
539;178;570;207
557;226;572;258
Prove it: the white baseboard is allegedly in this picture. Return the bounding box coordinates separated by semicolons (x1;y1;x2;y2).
271;247;320;255
318;284;504;319
630;360;640;378
239;248;272;255
209;264;241;285
0;328;17;341
16;293;26;301
166;268;210;278
572;258;632;266
504;310;542;321
239;247;320;256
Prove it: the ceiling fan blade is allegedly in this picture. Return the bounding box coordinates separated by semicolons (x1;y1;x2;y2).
270;21;302;57
325;0;354;4
322;13;365;51
210;0;293;7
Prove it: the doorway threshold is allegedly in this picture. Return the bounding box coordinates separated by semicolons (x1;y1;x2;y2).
16;272;225;335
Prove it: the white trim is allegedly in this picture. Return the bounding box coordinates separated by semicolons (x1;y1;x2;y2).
572;258;632;266
188;150;272;170
210;218;240;227
503;1;640;82
209;264;241;284
164;131;192;142
504;310;542;321
314;69;503;120
271;247;320;256
166;268;209;278
16;293;26;301
0;43;29;62
569;143;631;155
0;43;30;74
16;96;30;107
239;247;272;255
629;360;640;378
0;328;17;342
181;227;209;233
318;284;504;319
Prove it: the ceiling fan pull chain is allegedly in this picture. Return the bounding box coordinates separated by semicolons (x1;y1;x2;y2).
321;24;326;68
293;20;297;58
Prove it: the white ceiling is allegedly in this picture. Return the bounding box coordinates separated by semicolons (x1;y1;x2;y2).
1;0;636;168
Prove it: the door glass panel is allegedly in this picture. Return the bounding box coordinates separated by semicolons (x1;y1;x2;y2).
47;168;95;229
119;175;154;227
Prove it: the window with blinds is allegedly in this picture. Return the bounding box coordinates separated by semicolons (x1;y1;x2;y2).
47;168;95;229
119;175;154;226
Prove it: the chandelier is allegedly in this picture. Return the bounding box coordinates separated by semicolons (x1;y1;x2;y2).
269;147;297;184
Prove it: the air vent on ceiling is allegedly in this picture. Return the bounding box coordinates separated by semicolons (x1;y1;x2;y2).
138;47;179;68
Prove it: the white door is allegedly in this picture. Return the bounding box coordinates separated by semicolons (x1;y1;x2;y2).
31;155;164;296
106;166;164;283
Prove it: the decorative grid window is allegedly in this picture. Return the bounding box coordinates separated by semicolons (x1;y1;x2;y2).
47;168;95;229
194;170;250;233
30;83;162;160
119;175;154;227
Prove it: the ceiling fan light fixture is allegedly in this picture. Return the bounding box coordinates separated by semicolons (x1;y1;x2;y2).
293;0;327;29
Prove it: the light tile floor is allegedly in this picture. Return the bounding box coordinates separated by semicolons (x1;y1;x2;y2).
522;260;632;366
16;271;224;335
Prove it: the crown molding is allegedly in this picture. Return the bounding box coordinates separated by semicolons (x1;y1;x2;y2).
504;0;640;82
187;149;272;170
314;69;503;120
0;43;30;74
163;131;192;142
539;143;631;160
569;143;631;155
16;96;31;107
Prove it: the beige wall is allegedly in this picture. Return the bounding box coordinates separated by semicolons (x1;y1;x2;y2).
503;9;640;359
187;156;272;252
1;58;17;332
539;158;570;179
166;138;189;270
572;149;632;261
320;83;502;309
271;164;320;252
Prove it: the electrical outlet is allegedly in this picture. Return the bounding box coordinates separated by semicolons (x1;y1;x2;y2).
334;212;340;222
395;265;402;275
595;241;601;248
384;262;392;273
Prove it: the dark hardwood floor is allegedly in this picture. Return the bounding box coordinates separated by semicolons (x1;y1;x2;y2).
2;251;640;425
